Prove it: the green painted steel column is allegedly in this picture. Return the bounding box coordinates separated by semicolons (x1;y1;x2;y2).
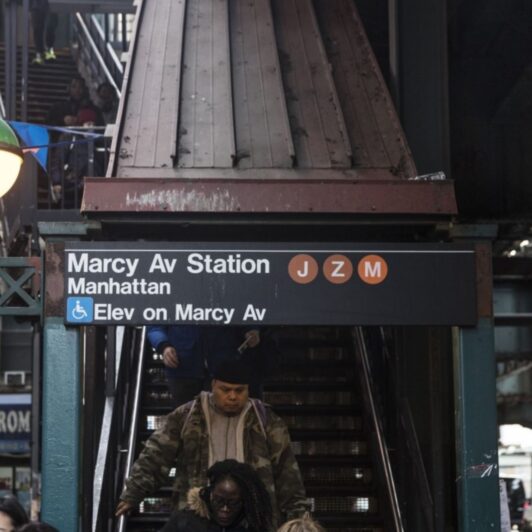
454;318;500;531
41;317;80;531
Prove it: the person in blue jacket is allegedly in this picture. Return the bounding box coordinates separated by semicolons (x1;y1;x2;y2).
147;325;261;406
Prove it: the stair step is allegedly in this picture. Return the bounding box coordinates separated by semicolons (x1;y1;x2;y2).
1;45;80;124
302;466;374;487
130;326;391;531
264;380;354;390
315;511;384;527
307;484;377;496
277;345;353;360
140;405;363;425
310;495;379;514
292;439;368;456
274;404;360;415
298;454;372;466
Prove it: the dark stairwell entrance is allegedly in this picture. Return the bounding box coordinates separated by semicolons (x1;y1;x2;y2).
119;326;402;532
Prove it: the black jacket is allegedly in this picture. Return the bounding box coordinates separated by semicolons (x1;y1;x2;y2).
159;488;258;532
160;510;250;532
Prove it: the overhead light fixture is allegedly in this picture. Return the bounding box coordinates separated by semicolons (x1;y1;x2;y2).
508;249;517;257
0;118;24;197
520;240;530;248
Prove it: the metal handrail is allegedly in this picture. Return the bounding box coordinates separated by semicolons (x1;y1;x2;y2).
352;327;404;532
0;85;6;118
74;12;123;94
92;326;126;531
400;399;435;530
117;326;147;532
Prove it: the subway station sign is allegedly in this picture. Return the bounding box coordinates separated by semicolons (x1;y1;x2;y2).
64;242;477;326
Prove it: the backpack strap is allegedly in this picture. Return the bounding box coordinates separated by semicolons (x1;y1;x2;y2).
250;398;269;438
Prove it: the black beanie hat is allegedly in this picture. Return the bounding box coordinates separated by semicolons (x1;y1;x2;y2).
211;355;253;385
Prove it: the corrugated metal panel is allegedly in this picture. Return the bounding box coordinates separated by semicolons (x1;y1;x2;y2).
271;0;352;168
230;0;294;168
314;0;416;177
177;0;235;168
119;0;186;169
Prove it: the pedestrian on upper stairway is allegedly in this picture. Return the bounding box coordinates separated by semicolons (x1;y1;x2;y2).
146;325;262;406
46;76;102;128
45;76;103;205
30;0;58;64
96;81;119;125
115;358;308;528
160;459;274;532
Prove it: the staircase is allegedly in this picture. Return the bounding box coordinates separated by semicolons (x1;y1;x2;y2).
268;327;387;532
124;327;390;531
0;46;80;123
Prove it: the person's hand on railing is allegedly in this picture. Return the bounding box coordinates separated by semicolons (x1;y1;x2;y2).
162;346;179;368
115;500;134;517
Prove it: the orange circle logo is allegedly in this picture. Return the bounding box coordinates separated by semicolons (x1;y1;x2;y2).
288;254;319;284
323;255;353;284
358;255;388;284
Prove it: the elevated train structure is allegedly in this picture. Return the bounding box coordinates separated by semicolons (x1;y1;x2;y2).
4;0;532;531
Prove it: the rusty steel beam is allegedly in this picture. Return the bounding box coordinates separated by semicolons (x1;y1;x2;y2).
82;177;457;215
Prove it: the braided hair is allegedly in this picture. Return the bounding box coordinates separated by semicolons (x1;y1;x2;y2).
206;459;273;531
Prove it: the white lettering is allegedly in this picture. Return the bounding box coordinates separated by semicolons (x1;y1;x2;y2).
243;304;267;321
175;303;234;324
94;304;135;321
18;411;30;432
68;278;170;295
149;253;177;273
332;260;345;277
187;253;204;274
7;411;17;433
68;252;87;273
67;253;138;277
297;261;309;278
0;410;30;433
365;261;381;278
187;253;270;275
143;307;167;321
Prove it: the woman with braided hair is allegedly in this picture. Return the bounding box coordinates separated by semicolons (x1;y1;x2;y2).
160;459;274;531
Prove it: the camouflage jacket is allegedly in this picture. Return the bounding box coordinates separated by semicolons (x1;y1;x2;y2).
120;393;308;527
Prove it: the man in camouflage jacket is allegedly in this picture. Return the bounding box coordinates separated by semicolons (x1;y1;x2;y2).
116;360;308;527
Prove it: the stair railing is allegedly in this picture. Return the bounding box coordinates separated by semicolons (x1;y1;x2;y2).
352;327;405;532
92;326;126;531
116;326;147;532
74;12;124;95
356;326;436;532
0;89;6;118
399;397;436;530
90;326;146;532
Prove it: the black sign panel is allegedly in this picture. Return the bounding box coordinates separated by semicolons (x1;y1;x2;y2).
64;242;477;326
0;394;31;454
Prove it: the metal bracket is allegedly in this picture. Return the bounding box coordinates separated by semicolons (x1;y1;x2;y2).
0;257;42;316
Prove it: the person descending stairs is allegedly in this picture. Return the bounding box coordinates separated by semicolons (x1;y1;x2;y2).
124;326;391;532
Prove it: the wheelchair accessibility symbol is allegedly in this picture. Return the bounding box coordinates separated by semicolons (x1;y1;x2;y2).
66;297;93;323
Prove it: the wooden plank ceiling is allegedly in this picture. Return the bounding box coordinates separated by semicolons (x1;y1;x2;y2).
113;0;416;180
